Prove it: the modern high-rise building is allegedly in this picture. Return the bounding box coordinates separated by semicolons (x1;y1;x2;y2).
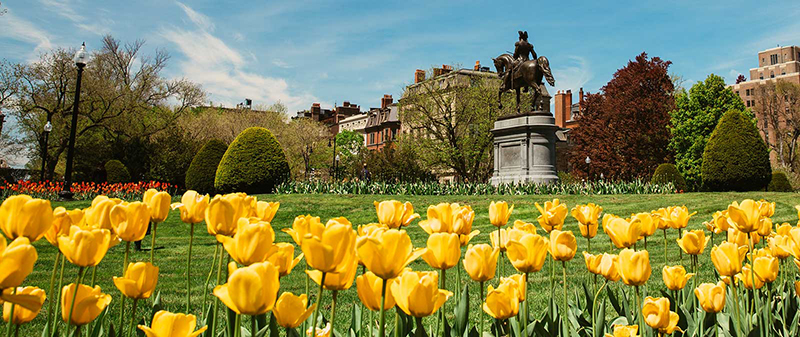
729;45;800;109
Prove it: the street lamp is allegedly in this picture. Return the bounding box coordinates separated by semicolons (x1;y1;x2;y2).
40;120;52;181
59;42;87;200
584;156;590;165
329;137;338;181
0;110;5;136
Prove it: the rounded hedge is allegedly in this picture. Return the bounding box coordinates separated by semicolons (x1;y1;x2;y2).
650;163;687;192
104;159;131;184
215;127;290;194
185;139;228;194
701;110;771;191
767;172;793;192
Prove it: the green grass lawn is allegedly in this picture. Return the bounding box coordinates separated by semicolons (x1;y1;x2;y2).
17;192;800;335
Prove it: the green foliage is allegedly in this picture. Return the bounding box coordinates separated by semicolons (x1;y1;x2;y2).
185;139;228;194
335;130;366;179
668;74;748;190
768;172;794;192
365;141;435;182
147;126;201;189
275;179;676;195
701;110;771;191
650;163;687;192
215;127;290;194
104;159;131;183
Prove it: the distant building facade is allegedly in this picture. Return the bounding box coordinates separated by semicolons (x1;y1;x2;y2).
294;101;362;136
365;95;400;151
730;45;800;109
553;88;584;129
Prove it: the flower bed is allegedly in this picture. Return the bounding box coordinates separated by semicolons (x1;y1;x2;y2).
0;180;178;200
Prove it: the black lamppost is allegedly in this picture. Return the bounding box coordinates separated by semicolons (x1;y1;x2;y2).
59;43;87;200
329;137;337;181
40;120;52;181
0;110;5;136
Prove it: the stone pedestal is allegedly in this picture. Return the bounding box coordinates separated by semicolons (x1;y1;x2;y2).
489;110;559;185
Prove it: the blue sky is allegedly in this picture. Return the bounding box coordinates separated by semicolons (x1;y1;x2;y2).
1;0;799;114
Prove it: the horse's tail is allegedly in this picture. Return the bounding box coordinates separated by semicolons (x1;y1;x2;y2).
538;56;555;86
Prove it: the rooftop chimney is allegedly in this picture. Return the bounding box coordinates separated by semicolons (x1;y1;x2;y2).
474;60;481;71
381;94;393;109
415;69;426;83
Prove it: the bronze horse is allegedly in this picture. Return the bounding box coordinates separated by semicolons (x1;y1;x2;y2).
493;54;555;112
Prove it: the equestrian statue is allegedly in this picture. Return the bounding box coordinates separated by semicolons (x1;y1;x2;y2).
493;31;555;113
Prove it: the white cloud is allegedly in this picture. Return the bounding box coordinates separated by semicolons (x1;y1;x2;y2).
271;59;292;69
162;3;315;114
232;32;245;42
176;1;215;32
0;11;53;59
38;0;110;34
551;56;592;94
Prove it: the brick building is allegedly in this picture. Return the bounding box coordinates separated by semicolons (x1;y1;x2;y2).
293;101;362;136
364;95;400;151
553;88;584;129
729;45;800;109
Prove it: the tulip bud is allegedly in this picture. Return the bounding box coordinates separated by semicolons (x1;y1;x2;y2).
422;232;461;270
273;293;316;328
374;200;419;229
584;252;602;275
357;229;424;280
676;230;710;255
0;195;54;242
266;243;303;277
2;286;45;325
253;201;280;222
110;202;151;242
138;310;207;336
489;201;513;228
599;253;621;282
482;278;520;320
727;200;762;233
535;199;567;232
213;261;280;315
710;241;748;277
571;203;602;239
356;272;395;311
218;218;275;266
60;284;111;326
606;217;641;249
171;190;209;224
694;282;726;313
143;189;171;223
618;249;651;286
463;244;499;282
113;262;159;299
57;226;111;267
506;233;548;274
662;265;693;291
549;230;577;262
391;270;452;318
283;215;324;246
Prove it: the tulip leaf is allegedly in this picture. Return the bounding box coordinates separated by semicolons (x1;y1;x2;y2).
150;291;163;321
443;315;452;337
256;314;268;333
593;297;606;337
89;306;109;337
351;304;361;337
605;287;622;317
226;308;237;337
508;317;520;337
454;284;469;337
202;302;215;337
41;321;51;337
465;326;478;337
287;328;301;337
581;283;593;317
269;312;279;337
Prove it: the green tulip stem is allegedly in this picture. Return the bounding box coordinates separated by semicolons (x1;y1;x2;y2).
211;243;226;336
311;272;327;337
123;241;131;274
331;290;338;331
662;230;668;266
592;280;609;337
748;235;760;332
45;250;61;332
66;266;86;335
130;299;139;337
119;241;131;335
90;265;97;286
53;254;66;330
643;236;647;250
550;255;555;302
202;242;220;318
479;281;485;337
634;286;642;334
394;310;400;337
11;325;17;337
251;316;257;336
304;264;310;335
150;221;157;263
587;237;591;253
4;287;15;337
378;278;388;337
437;268;445;337
233;314;241;337
561;261;567;326
677;229;682;264
524;273;530;331
415;317;424;335
186;222;195;313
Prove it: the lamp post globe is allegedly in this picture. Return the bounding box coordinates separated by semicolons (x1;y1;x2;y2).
584;156;590;164
40;121;53;181
59;42;87;200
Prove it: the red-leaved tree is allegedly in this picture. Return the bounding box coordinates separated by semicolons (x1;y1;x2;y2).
569;52;675;180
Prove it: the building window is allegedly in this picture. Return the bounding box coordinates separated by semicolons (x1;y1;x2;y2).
747;101;751;107
770;72;775;78
771;54;778;65
735;91;739;95
751;101;755;108
746;89;750;96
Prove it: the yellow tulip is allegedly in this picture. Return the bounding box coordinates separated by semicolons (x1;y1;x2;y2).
58;226;111;268
506;233;549;273
46;207;84;247
712;211;730;232
84;198;115;230
170;191;209;224
535;199;568;232
694;282;726;313
549;230;577;262
2;286;45;325
757;217;773;237
138;310;207;337
584;252;602;275
0;195;54;242
266;243;303;277
768;235;792;260
651;209;669;230
463;244;499;282
753;255;779;283
143;189;171;223
110;202;150;242
727;200;762;233
422;232;461;270
605;325;639;337
222;193;255;222
60;284;111;326
796;280;800;297
572;203;602;239
307;323;331;337
391;270;452;318
489;228;509;252
218;218;275;266
757;200;775;217
356;271;396;311
418;203;456;234
213;261;279;315
642;297;671;330
710;241;749;277
307;253;357;291
502;274;526;301
618;248;651;286
374;200;419;229
113;262;159;299
283;215;325;246
482;278;520;320
606;217;642;249
775;223;792;236
630;213;656;238
735;264;764;290
205;196;238;237
676;230;710;255
662;265;693;291
253;201;280;222
302;220;356;274
0;237;37;289
452;204;478;246
599;253;621;282
357;229;424;280
489;201;514;227
273;293;316;329
663;206;695;230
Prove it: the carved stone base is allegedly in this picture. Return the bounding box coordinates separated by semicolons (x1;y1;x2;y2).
489;111;559;186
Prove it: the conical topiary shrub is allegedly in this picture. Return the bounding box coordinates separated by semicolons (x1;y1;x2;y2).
701;110;771;191
650;163;687;192
185;139;228;194
214;127;290;194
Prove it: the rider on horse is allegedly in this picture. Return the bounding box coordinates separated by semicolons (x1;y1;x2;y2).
505;31;537;91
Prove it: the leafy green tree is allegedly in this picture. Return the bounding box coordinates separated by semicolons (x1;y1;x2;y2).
701;110;771;191
668;74;747;190
335;130;365;179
